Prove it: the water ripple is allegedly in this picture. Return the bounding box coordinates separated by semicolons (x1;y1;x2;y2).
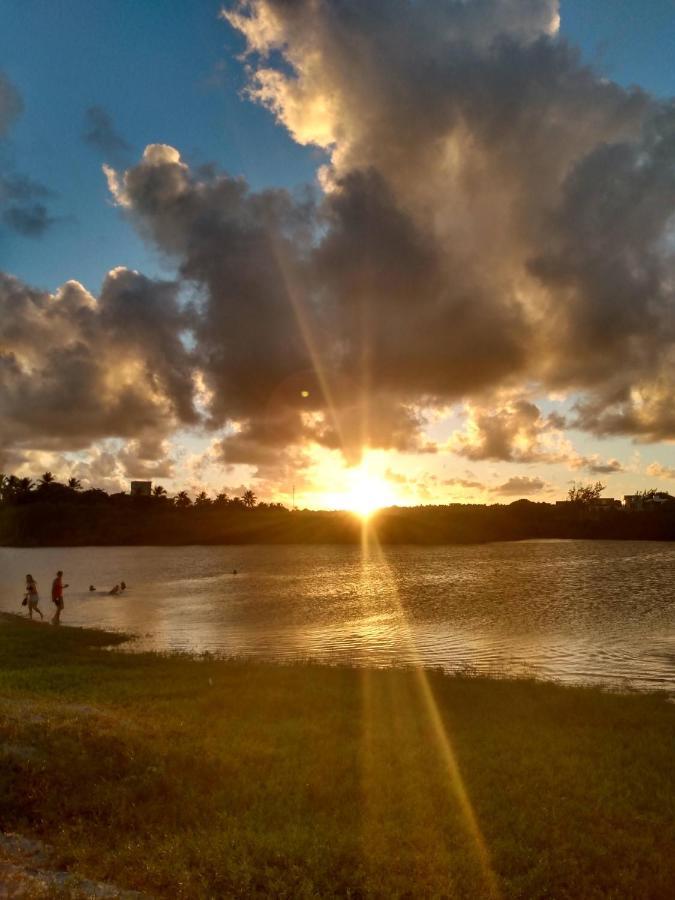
1;540;674;692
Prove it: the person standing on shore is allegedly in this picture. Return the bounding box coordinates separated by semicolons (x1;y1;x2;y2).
51;570;67;625
24;574;43;620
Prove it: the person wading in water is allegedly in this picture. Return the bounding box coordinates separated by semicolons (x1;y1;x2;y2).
51;570;68;625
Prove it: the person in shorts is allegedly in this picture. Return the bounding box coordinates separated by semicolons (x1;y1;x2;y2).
51;570;68;624
25;574;43;620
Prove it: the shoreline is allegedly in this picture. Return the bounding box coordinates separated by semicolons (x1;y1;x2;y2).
4;611;673;699
4;534;675;548
1;612;674;897
3;608;674;699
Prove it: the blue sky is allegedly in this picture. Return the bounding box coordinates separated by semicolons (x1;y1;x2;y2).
2;1;675;505
2;0;673;293
0;0;321;291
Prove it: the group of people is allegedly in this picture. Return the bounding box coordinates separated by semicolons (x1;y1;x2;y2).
88;582;126;594
23;570;67;624
23;572;128;624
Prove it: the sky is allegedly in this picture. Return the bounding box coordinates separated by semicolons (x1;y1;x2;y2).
2;0;675;510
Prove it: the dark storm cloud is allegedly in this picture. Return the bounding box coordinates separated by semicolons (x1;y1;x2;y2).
83;106;132;165
0;270;196;462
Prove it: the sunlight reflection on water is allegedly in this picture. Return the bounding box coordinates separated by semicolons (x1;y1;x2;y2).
1;540;674;692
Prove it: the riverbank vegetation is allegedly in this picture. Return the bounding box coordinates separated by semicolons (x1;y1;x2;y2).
3;472;675;545
1;613;673;897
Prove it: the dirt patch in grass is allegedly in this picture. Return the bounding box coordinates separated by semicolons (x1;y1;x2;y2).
0;831;147;898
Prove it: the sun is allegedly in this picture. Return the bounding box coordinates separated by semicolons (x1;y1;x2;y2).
343;462;397;518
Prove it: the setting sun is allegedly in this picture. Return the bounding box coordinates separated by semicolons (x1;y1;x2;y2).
342;462;397;517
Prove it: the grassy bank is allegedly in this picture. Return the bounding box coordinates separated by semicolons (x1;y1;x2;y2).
1;614;674;898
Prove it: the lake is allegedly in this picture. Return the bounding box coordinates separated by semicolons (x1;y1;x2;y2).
1;540;674;692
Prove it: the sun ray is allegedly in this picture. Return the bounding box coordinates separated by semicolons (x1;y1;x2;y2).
358;523;501;897
265;186;498;894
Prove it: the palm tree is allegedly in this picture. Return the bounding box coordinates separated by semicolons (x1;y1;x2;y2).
18;477;33;497
67;477;82;491
214;492;229;506
174;490;192;508
242;489;257;509
153;485;168;498
40;471;55;486
195;491;211;507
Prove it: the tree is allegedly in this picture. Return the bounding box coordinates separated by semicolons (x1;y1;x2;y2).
174;490;192;508
40;471;55;485
242;489;257;509
153;485;168;498
213;492;229;507
567;481;606;505
18;477;33;498
195;491;211;507
67;477;82;491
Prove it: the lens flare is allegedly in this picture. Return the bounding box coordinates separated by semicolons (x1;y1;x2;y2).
344;461;397;517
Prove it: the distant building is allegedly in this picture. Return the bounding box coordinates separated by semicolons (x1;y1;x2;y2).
590;498;622;510
130;480;152;497
624;492;675;510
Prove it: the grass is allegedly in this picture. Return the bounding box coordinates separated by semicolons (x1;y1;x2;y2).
0;612;674;898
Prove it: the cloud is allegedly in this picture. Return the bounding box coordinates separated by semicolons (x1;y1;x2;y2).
493;475;548;496
0;73;58;237
6;2;675;492
0;269;197;466
117;438;175;479
83;106;132;164
449;398;572;463
443;477;487;491
646;462;675;481
217;0;675;447
0;174;56;236
579;456;624;475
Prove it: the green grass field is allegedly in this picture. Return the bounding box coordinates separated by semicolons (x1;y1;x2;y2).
0;612;674;898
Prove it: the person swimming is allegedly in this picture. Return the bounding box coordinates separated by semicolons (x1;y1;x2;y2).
89;585;96;592
109;584;120;595
120;581;126;591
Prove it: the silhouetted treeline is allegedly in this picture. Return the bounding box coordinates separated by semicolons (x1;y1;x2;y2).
3;474;675;545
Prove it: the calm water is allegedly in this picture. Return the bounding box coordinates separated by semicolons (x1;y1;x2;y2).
1;541;674;692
